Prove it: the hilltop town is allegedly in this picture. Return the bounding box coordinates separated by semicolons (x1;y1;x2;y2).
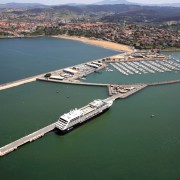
0;4;179;51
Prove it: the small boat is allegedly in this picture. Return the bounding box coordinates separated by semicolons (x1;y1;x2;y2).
151;114;155;118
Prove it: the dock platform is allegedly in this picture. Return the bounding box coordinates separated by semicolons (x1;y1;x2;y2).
106;84;147;101
0;123;55;157
0;78;179;157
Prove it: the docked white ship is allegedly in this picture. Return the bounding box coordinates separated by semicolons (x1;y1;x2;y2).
55;99;113;133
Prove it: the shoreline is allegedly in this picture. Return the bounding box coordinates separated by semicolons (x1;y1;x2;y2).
0;35;44;40
1;35;179;52
0;36;179;91
0;35;133;53
52;35;133;53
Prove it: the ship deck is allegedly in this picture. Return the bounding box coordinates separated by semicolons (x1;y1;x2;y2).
80;105;95;115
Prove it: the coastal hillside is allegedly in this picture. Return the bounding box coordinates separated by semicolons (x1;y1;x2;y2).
9;4;180;23
0;4;179;50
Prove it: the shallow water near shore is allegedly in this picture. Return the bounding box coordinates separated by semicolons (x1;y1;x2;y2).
0;38;180;180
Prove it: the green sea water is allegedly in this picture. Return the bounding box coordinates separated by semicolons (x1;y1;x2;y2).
0;38;180;180
0;37;119;84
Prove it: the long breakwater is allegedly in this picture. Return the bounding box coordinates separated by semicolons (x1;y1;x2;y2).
0;51;180;157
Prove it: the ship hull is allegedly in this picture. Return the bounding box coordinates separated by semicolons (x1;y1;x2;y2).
55;107;110;135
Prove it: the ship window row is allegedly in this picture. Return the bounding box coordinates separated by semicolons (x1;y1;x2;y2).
97;104;105;108
70;116;81;122
60;118;68;124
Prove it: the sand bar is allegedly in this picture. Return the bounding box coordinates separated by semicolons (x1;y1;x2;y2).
53;35;133;53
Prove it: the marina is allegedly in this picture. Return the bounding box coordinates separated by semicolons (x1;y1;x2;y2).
110;63;128;75
0;45;180;157
0;48;179;92
0;38;180;180
109;60;180;76
0;48;179;157
1;48;178;91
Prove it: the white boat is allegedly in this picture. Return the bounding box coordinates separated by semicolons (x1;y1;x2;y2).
55;99;113;133
81;77;86;80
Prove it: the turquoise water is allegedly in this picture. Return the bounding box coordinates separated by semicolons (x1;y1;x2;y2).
0;38;180;180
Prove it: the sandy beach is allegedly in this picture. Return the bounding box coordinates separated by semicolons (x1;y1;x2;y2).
53;35;133;53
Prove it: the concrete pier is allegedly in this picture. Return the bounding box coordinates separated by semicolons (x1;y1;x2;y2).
106;84;147;101
0;76;39;91
0;83;146;158
147;79;180;86
37;78;109;87
0;78;179;158
0;123;55;157
0;56;107;91
0;51;179;157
